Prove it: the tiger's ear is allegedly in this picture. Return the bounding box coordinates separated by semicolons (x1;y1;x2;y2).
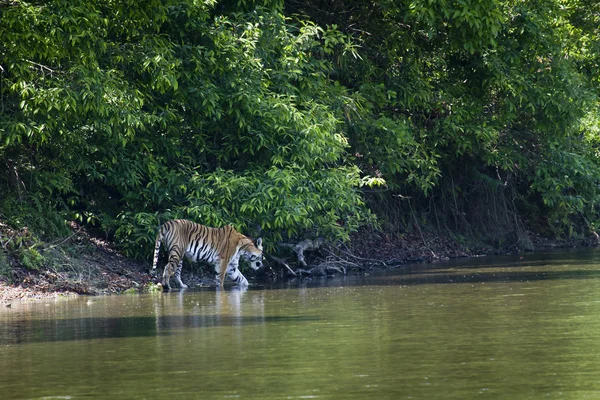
256;237;263;250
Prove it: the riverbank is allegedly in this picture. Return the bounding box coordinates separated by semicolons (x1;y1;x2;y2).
1;224;598;303
0;225;153;302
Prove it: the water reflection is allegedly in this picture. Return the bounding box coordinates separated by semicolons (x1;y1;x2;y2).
0;288;310;345
372;267;600;286
2;250;600;400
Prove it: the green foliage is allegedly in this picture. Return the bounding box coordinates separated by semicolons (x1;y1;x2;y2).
2;0;600;266
143;282;164;293
0;250;11;282
17;246;44;271
289;0;600;237
0;195;71;239
0;0;368;260
0;223;45;272
115;165;368;258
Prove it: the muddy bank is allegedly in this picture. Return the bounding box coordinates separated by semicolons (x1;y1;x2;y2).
277;227;600;279
348;228;600;266
1;225;598;303
0;252;152;302
0;226;153;302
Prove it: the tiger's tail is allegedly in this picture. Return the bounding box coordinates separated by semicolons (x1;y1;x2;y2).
152;224;166;273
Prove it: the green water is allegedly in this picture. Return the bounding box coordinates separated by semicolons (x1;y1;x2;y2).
2;250;600;399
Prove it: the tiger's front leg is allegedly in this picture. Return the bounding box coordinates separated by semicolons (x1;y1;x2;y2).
227;268;249;287
215;258;248;287
225;257;248;287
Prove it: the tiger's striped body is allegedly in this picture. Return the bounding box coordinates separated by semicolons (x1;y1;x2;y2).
152;219;263;290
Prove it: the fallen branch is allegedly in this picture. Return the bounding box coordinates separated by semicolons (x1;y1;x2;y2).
43;226;83;250
296;259;349;276
299;265;346;276
272;237;391;278
335;242;387;268
266;254;297;276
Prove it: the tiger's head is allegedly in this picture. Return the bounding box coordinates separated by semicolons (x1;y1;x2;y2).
241;237;263;270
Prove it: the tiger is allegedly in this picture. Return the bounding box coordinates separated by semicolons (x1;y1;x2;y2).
151;219;263;290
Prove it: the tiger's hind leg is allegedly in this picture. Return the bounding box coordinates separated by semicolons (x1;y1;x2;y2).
215;259;229;288
162;261;177;291
174;260;188;289
162;249;182;291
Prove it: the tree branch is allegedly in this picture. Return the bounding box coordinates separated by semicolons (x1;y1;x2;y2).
266;254;297;276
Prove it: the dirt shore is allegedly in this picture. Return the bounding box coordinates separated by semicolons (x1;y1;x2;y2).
0;227;153;302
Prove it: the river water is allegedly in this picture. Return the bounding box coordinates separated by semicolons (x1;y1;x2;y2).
2;250;600;399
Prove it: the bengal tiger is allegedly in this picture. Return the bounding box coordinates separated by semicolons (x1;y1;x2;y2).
152;219;263;290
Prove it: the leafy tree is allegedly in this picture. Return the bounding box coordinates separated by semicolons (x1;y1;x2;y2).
2;0;600;269
0;0;368;259
287;0;600;238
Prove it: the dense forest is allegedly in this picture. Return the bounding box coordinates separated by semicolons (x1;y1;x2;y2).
1;0;599;276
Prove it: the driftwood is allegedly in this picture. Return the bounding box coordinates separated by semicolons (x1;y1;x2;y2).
273;238;388;278
296;258;350;276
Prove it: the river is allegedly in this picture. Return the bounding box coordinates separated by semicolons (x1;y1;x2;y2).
2;249;600;399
